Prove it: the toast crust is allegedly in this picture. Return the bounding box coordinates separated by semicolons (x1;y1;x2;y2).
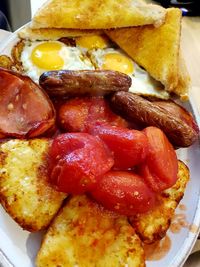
18;26;103;41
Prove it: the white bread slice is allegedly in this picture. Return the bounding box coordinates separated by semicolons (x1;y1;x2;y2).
18;25;103;41
106;8;185;96
30;0;166;30
174;54;191;100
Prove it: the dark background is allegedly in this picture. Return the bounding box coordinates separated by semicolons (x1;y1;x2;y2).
155;1;200;16
0;0;11;30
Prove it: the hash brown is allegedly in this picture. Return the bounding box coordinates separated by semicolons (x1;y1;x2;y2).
0;139;66;232
129;161;189;244
36;195;145;267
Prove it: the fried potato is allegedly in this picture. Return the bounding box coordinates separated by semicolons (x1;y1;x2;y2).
0;139;66;232
129;161;189;244
0;55;13;70
9;40;25;73
36;195;145;267
0;40;24;72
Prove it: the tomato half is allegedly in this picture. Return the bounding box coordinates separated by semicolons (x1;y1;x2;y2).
89;124;148;169
58;98;90;132
90;171;155;216
58;97;128;132
49;133;114;194
139;126;178;192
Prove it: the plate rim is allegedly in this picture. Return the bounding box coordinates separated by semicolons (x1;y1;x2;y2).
0;28;200;267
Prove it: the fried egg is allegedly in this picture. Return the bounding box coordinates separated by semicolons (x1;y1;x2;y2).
76;34;110;50
89;48;169;99
20;36;169;99
20;41;94;82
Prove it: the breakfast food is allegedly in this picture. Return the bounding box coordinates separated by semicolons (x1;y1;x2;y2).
0;0;198;266
111;91;198;147
12;2;190;101
19;28;104;41
8;31;169;100
107;8;189;100
16;38;169;99
36;195;145;267
88;124;149;170
0;55;13;69
0;43;24;72
0;68;55;138
39;70;131;97
36;161;188;267
20;40;95;82
130;161;189;243
58;97;129;132
88;47;169;99
174;54;191;99
30;0;166;30
49;133;114;194
0;139;66;231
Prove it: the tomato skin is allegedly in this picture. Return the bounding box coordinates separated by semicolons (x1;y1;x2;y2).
139;126;178;192
59;98;90;132
90;171;155;216
138;163;168;192
58;97;128;132
89;124;148;169
49;133;86;166
49;133;114;194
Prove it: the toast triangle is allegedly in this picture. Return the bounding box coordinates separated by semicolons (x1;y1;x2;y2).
106;8;187;97
30;0;166;30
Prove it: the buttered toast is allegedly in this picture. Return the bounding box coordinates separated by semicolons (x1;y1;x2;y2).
107;8;189;99
30;0;166;30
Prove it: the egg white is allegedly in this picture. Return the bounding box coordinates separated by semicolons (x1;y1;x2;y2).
20;41;95;83
89;48;169;100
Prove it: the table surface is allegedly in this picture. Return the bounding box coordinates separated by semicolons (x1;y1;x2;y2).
0;13;200;267
181;16;200;87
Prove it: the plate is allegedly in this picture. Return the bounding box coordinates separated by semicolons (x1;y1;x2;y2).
0;28;200;267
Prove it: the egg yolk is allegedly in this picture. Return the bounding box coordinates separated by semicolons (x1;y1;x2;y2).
31;42;64;70
102;53;134;75
76;35;109;49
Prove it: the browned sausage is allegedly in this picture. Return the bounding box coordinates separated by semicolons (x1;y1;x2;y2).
152;99;199;134
111;91;198;147
39;70;131;97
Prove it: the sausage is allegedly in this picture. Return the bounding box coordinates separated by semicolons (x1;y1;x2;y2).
152;99;199;134
0;68;55;138
111;91;198;147
39;70;131;97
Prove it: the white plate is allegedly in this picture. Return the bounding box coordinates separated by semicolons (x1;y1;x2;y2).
0;28;200;267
